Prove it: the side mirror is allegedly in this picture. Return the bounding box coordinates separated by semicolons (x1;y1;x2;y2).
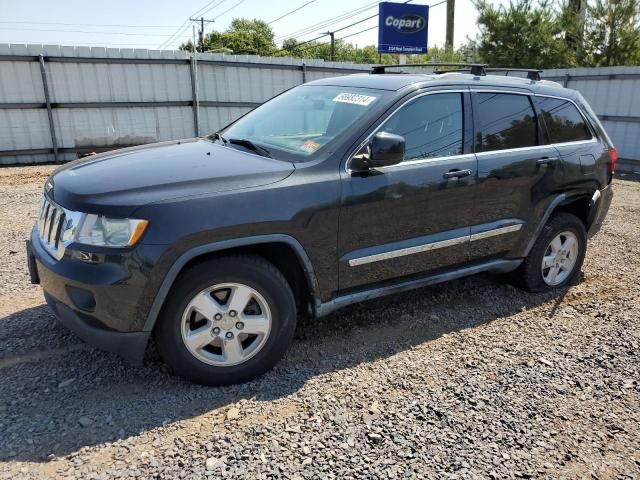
351;132;405;171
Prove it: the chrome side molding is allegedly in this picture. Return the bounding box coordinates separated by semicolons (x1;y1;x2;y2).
348;223;523;267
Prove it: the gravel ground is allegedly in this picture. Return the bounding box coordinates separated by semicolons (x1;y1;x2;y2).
1;166;639;479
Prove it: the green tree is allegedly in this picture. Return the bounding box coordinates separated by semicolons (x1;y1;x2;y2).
181;19;276;56
583;0;640;66
474;0;577;68
278;37;471;65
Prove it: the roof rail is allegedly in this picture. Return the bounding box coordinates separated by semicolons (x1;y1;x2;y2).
484;67;542;81
370;63;488;76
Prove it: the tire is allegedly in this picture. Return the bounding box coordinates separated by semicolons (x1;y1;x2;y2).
155;255;297;386
515;212;587;293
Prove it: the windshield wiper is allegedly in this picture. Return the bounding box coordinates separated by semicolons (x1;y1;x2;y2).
227;138;272;158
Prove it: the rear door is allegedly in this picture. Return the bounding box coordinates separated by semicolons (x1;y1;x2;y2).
470;90;561;261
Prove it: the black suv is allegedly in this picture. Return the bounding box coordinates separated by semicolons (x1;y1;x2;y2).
27;65;615;385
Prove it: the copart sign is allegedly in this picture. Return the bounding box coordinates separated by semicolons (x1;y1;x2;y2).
378;2;429;54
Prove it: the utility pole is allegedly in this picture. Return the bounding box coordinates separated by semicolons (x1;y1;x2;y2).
324;31;335;61
445;0;455;50
200;17;204;52
189;17;215;53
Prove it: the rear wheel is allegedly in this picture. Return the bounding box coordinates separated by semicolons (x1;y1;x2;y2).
155;255;296;385
515;212;587;292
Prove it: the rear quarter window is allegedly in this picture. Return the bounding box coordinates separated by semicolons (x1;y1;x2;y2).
535;96;592;144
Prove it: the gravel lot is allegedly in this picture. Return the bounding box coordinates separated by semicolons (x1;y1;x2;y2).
1;165;639;479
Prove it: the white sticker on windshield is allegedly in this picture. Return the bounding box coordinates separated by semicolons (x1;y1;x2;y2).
333;93;377;106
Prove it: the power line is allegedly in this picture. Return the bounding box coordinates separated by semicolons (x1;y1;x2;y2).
278;0;408;51
278;0;446;47
274;1;379;42
0;27;184;37
335;0;446;41
212;0;249;19
267;0;318;25
275;33;328;53
0;20;182;28
279;0;445;57
199;0;233;18
157;0;230;49
338;24;377;40
4;40;191;47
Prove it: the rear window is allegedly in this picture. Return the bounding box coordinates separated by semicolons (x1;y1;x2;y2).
475;93;538;152
535;97;592;144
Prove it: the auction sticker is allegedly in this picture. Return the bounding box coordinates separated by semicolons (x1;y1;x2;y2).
333;92;377;106
302;140;321;153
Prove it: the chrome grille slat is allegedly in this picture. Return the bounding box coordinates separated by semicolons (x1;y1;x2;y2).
54;212;65;249
47;208;57;243
37;196;67;260
39;203;50;233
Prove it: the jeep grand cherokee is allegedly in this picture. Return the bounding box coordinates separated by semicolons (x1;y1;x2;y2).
27;65;615;385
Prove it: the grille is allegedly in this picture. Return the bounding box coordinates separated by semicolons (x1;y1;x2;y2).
38;196;66;259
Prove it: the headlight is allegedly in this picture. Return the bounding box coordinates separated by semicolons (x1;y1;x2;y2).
75;214;149;247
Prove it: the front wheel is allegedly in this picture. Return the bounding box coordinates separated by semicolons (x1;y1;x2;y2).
155;255;297;385
515;212;587;292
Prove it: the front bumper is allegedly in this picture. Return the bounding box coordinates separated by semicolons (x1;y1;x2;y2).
28;227;152;364
44;291;149;364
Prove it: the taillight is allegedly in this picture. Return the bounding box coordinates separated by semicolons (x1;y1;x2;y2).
609;147;618;173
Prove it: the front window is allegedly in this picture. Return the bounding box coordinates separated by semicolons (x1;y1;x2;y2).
378;92;464;161
215;85;387;162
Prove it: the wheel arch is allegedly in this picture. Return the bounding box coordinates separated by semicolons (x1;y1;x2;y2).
142;234;321;332
523;189;599;257
556;193;596;231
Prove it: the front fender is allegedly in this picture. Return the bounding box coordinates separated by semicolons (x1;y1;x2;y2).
140;234;320;332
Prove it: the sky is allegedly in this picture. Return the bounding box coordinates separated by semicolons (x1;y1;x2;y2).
0;0;492;52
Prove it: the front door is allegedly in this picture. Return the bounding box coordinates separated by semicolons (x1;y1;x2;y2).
338;90;476;292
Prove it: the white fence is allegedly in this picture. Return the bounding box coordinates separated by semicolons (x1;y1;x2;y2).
0;46;638;167
0;44;369;165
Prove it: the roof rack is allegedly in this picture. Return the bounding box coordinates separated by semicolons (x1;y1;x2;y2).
370;63;488;76
485;68;542;81
370;63;543;81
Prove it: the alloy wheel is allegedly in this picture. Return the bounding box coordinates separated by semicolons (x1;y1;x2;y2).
541;230;579;286
181;282;272;366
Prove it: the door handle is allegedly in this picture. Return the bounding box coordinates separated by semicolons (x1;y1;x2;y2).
443;169;472;179
537;156;558;165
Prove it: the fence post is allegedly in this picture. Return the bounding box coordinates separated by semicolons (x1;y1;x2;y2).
189;56;201;137
302;62;307;84
563;73;570;87
38;55;59;162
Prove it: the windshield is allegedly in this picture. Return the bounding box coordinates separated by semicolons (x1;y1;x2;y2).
216;85;387;162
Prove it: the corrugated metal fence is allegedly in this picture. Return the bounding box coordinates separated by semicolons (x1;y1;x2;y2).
0;46;638;167
0;44;368;165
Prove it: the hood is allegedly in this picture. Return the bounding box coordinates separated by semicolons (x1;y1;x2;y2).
48;139;295;217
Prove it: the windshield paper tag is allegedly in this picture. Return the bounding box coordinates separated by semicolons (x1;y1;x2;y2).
302;140;321;153
333;93;376;106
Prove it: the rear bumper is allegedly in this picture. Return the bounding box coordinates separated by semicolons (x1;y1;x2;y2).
587;184;613;238
28;226;152;364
